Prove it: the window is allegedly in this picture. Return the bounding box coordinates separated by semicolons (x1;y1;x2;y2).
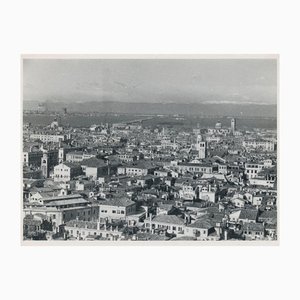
172;226;176;230
121;210;125;214
112;210;116;214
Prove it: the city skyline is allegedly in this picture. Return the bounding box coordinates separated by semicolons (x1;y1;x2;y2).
22;56;278;244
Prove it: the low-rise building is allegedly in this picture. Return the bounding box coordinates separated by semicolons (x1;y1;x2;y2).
177;163;212;174
81;158;109;180
144;214;185;235
244;162;264;179
65;220;125;240
99;198;136;221
30;133;68;143
23;194;98;231
54;162;82;182
66;151;96;163
119;161;157;176
242;139;275;152
184;218;217;240
242;222;265;240
238;209;258;224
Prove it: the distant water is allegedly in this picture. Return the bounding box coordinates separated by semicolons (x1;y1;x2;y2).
23;114;136;127
23;113;277;130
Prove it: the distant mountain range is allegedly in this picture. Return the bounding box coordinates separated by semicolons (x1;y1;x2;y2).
23;100;277;118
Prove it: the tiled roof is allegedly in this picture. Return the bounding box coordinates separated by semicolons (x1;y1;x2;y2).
265;223;277;229
157;203;174;210
101;198;135;207
65;220;98;229
42;193;83;202
239;209;258;221
127;161;157;169
81;158;107;168
45;198;88;206
178;162;212;167
30;186;62;193
61;162;82;169
38;191;61;198
188;218;214;229
259;210;277;219
151;215;185;225
242;222;264;231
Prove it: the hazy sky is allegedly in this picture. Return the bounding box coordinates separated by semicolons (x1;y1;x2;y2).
23;58;277;104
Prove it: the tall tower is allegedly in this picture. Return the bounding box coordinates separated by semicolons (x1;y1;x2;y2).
41;153;49;178
231;118;236;133
58;147;64;164
196;134;206;159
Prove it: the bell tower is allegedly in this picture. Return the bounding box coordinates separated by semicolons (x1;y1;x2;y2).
41;153;49;178
231;118;236;133
58;147;64;164
196;135;206;159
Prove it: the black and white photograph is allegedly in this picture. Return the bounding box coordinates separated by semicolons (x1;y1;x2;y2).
22;55;278;244
2;1;300;300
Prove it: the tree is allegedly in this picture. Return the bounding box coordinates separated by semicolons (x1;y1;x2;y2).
41;219;53;231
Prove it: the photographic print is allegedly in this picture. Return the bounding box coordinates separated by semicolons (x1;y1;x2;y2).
22;55;278;244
